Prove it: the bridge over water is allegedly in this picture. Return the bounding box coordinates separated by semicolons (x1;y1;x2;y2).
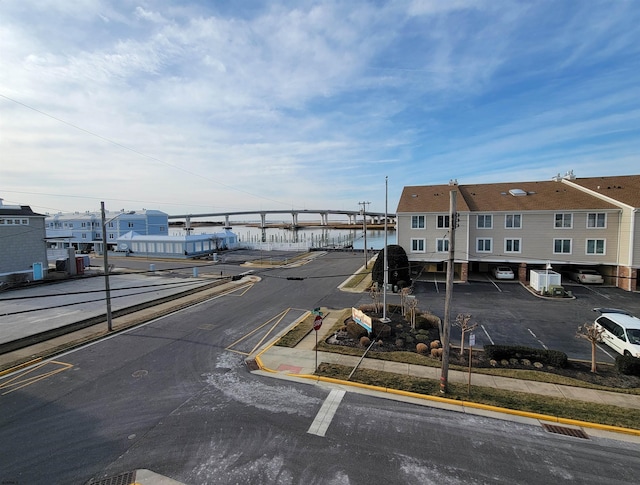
168;209;396;229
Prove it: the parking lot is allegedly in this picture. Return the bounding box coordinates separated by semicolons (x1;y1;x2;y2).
412;277;640;362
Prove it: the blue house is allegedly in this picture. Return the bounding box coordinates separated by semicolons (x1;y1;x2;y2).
46;209;169;253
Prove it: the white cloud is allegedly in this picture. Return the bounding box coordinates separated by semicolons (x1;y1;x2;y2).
1;1;639;214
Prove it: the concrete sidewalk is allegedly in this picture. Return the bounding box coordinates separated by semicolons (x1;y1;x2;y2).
251;309;640;440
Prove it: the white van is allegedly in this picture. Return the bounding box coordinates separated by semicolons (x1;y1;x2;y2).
593;308;640;358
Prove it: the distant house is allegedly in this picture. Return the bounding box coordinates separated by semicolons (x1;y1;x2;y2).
0;198;48;283
45;209;169;254
115;229;238;259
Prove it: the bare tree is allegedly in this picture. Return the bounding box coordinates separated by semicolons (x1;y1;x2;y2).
400;287;413;316
406;297;418;331
369;283;381;313
454;313;477;355
576;323;605;373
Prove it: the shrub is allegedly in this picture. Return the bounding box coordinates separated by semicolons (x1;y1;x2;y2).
360;336;371;347
372;321;392;339
416;343;428;354
346;320;368;340
415;313;441;331
415;333;428;343
371;245;411;287
484;345;568;368
615;355;640;375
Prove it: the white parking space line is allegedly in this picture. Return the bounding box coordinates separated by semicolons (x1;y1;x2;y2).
308;389;346;437
527;328;548;350
486;275;502;292
582;285;611;300
596;344;616;361
481;324;495;345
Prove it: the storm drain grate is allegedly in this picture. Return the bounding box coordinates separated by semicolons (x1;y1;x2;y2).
542;423;589;439
87;470;136;485
245;359;260;371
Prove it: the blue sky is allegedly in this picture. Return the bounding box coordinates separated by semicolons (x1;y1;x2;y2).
1;0;639;217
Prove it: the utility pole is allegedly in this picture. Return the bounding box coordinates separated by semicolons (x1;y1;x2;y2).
358;201;370;268
101;202;113;332
440;188;457;393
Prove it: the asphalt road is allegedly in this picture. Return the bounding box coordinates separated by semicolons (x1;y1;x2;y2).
0;252;639;483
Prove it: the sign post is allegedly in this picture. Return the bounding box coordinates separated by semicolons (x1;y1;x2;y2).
312;309;324;372
467;332;475;394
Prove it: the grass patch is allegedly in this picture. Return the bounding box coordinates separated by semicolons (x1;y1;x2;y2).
317;363;640;430
342;270;371;289
275;308;352;348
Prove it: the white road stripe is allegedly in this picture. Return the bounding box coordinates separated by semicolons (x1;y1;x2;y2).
307;389;346;437
481;324;494;345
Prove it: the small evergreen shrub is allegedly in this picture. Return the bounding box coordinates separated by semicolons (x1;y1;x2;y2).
615;355;640;375
484;345;568;368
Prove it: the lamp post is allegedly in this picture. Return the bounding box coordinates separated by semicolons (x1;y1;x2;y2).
381;177;390;323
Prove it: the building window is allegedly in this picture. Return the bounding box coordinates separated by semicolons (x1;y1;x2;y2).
505;238;521;253
587;213;606;228
437;215;450;228
477;215;492;229
554;239;572;254
477;238;492;252
160;226;166;232
586;239;605;255
411;238;425;252
81;222;86;228
108;222;114;228
411;215;425;229
505;214;521;229
82;233;87;239
109;234;115;239
554;213;572;228
436;238;449;252
128;222;134;228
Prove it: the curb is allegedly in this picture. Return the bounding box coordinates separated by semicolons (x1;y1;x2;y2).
251;330;640;438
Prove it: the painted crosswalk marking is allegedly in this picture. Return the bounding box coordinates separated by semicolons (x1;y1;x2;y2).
307;389;346;437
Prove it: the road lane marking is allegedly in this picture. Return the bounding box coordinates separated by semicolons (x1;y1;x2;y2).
308;389;346;437
0;361;73;395
481;324;494;345
226;308;303;355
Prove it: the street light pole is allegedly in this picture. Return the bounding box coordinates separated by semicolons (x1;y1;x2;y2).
381;177;390;323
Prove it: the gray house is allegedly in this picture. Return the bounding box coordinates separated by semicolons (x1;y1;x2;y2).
0;199;48;284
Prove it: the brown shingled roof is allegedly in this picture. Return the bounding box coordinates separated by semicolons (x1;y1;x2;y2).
458;180;618;211
567;175;640;208
396;185;471;213
397;180;620;213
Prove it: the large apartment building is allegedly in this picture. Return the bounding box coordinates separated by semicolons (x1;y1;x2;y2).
396;174;640;292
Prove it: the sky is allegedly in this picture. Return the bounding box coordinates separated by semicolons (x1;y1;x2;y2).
1;0;639;218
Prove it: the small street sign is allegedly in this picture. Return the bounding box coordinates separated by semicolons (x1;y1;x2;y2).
313;315;323;331
469;333;476;347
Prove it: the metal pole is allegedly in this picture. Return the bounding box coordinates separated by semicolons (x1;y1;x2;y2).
440;189;457;393
359;201;370;268
101;202;113;332
382;177;390;323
